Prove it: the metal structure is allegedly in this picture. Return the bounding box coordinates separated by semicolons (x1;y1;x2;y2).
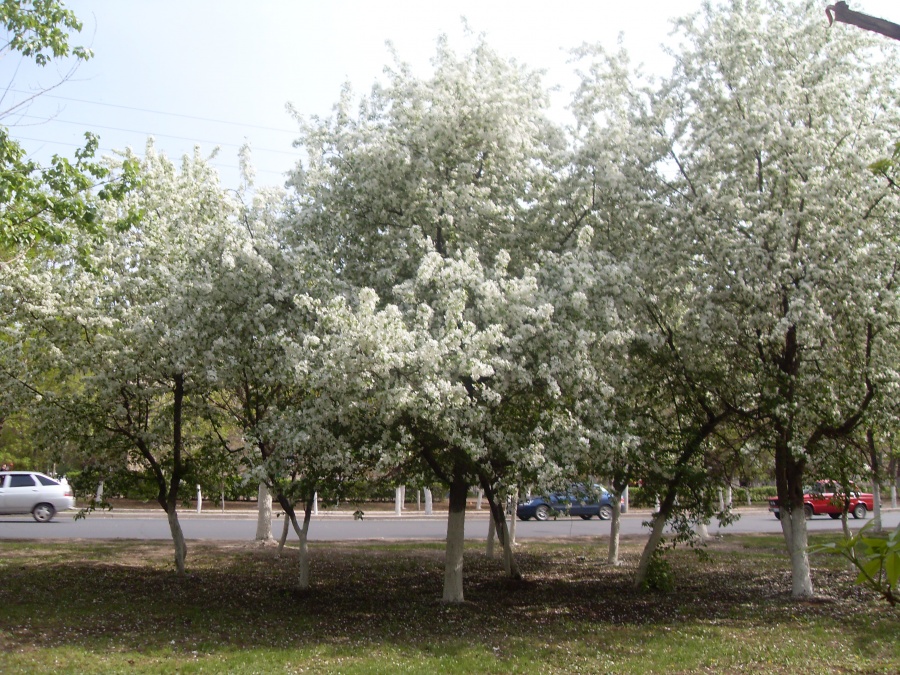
826;2;900;42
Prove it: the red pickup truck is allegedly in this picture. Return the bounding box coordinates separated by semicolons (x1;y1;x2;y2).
768;480;874;520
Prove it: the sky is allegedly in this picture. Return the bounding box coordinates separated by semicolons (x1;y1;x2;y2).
2;1;898;192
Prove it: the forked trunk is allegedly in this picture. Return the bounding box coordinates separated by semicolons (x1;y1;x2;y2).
499;516;520;579
479;479;521;580
443;475;467;603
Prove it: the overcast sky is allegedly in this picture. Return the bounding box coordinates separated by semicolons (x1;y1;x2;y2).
2;1;898;191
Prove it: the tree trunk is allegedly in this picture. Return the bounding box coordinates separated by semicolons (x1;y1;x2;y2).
277;510;290;555
499;515;519;579
275;493;314;589
478;477;522;580
868;429;883;534
607;494;622;566
508;489;517;546
696;520;709;542
872;482;883;534
296;496;314;591
773;403;813;598
486;511;496;559
166;507;187;576
634;509;668;589
443;474;467;603
255;481;274;542
841;508;852;540
783;506;813;597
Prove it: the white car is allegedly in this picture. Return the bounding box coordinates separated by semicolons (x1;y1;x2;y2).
0;471;75;522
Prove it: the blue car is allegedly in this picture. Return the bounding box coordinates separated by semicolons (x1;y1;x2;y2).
517;484;618;521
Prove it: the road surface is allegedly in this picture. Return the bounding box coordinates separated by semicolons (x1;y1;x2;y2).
1;507;897;541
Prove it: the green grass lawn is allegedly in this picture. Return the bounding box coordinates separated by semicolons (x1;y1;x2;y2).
1;534;897;674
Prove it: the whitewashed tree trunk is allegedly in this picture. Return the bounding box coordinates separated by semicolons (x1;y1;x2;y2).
717;488;724;512
255;482;274;542
607;501;622;566
443;478;467;603
395;487;403;515
696;520;709;542
891;485;897;509
634;511;668;589
424;488;433;515
95;481;104;503
476;488;483;510
781;508;814;598
166;508;187;576
725;484;733;508
281;497;314;590
499;515;519;579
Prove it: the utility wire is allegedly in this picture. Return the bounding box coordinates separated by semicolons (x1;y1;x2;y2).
12;113;300;156
8;88;299;135
12;135;292;178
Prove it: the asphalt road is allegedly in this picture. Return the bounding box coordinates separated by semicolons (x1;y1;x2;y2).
1;508;898;541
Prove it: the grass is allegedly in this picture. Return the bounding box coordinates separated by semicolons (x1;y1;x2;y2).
1;534;898;674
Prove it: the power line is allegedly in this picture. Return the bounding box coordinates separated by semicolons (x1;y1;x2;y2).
12;113;300;156
8;88;299;135
12;134;293;179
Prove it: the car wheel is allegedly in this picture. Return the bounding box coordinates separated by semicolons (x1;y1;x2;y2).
32;503;56;523
534;505;550;521
518;515;530;521
773;511;781;520
803;504;814;520
852;503;867;520
829;513;841;519
579;514;592;520
598;505;613;521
